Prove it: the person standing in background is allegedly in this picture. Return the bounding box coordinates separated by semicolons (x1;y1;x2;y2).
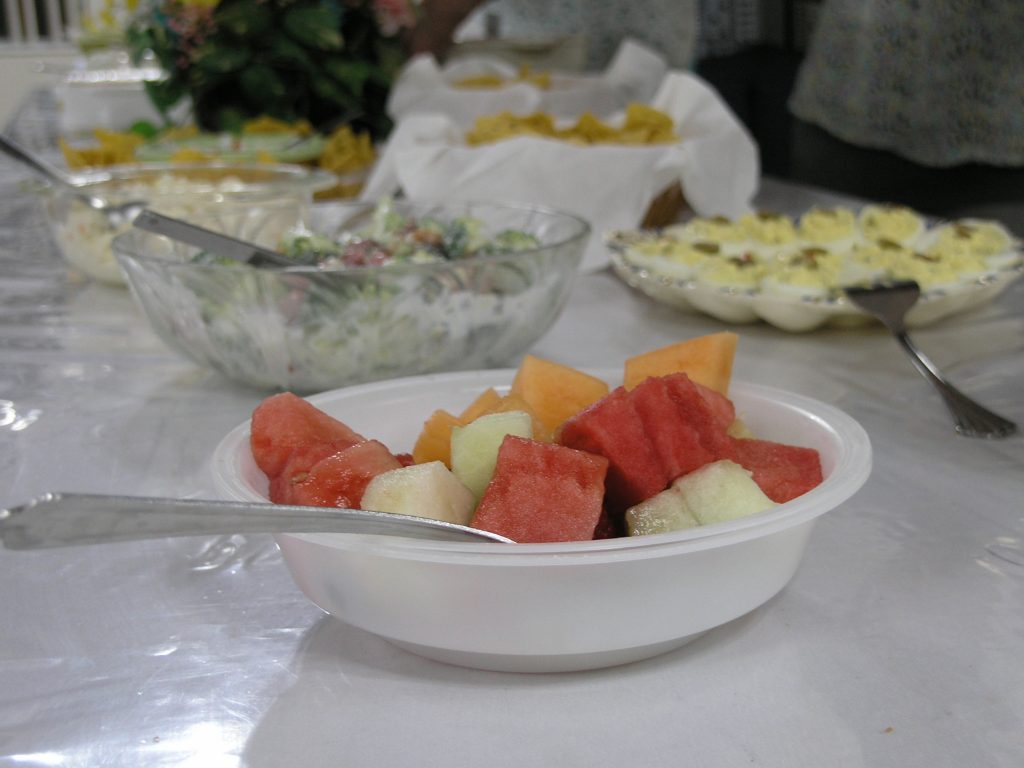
787;0;1024;223
407;0;700;70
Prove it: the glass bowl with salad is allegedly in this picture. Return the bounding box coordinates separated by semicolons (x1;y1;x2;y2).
42;162;337;286
111;198;590;392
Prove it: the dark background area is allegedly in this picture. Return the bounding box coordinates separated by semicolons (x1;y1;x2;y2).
695;40;1024;233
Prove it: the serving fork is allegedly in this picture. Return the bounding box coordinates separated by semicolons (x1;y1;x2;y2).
845;280;1016;438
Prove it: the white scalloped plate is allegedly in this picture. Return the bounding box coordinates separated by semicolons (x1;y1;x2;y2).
608;245;1023;333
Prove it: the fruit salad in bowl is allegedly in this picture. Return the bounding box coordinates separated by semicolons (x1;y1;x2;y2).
211;334;872;672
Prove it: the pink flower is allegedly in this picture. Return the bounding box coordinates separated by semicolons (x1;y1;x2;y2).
372;0;417;36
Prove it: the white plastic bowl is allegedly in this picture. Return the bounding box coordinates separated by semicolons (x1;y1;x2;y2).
211;370;872;672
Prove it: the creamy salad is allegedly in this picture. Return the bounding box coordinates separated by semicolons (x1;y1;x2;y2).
52;173;266;285
272;198;541;269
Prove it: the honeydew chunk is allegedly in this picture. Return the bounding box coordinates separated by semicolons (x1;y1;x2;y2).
726;418;756;439
625;459;777;536
360;461;476;527
677;459;778;526
625;487;699;536
451;410;533;501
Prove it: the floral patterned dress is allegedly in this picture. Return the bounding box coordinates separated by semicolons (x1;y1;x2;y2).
789;0;1024;167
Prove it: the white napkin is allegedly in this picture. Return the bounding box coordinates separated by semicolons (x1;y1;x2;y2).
366;71;760;272
387;38;669;129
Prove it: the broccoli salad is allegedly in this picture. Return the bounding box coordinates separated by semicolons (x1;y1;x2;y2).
277;198;541;268
160;198;572;392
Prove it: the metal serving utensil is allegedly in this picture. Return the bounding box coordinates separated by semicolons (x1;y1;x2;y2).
0;133;147;229
131;208;298;268
0;492;513;549
844;280;1017;438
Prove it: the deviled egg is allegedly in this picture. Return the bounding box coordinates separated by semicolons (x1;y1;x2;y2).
858;204;926;247
760;246;843;301
624;236;721;281
923;219;1021;270
841;238;908;285
739;211;799;248
695;252;765;292
798;206;859;251
667;215;747;245
888;249;987;291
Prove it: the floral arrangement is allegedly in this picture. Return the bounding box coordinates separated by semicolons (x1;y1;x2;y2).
126;0;417;140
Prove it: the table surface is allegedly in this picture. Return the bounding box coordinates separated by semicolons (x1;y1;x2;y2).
2;104;1023;767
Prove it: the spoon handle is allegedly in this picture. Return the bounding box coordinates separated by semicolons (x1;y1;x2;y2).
893;331;1017;439
0;492;510;549
132;209;296;268
0;133;76;186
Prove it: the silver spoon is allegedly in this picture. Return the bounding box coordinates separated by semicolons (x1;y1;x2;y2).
132;209;299;268
0;492;513;549
844;280;1017;438
0;133;147;229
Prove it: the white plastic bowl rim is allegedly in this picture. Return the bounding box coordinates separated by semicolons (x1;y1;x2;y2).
211;368;872;563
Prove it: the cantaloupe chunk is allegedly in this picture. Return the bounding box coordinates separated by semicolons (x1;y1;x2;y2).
411;409;461;466
489;393;553;443
623;331;738;395
458;387;503;422
510;354;610;435
414;357;600;469
411;389;552;469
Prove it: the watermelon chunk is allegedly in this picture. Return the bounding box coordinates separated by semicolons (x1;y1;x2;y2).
692;381;736;433
661;373;737;460
592;505;623;540
276;440;403;508
558;373;741;519
251;392;364;478
269;441;352;503
730;438;823;503
471;436;609;543
557;387;666;515
629;375;715;480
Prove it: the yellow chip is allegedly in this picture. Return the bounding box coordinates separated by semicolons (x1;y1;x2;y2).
319;125;375;174
160;124;200;142
242;116;314;136
169;148;212;163
464;103;678;147
59;130;142;169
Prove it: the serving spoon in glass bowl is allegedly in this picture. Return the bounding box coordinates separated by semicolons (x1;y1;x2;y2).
131;208;298;268
0;133;148;229
0;492;513;550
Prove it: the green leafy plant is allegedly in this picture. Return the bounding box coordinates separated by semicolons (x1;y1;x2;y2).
127;0;411;140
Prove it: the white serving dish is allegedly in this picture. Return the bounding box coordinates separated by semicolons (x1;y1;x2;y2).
607;239;1023;332
210;369;872;673
610;251;1022;331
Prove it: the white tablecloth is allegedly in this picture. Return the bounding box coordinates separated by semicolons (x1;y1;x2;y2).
1;153;1022;765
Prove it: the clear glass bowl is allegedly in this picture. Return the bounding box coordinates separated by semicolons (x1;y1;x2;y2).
42;162;337;285
112;199;590;392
